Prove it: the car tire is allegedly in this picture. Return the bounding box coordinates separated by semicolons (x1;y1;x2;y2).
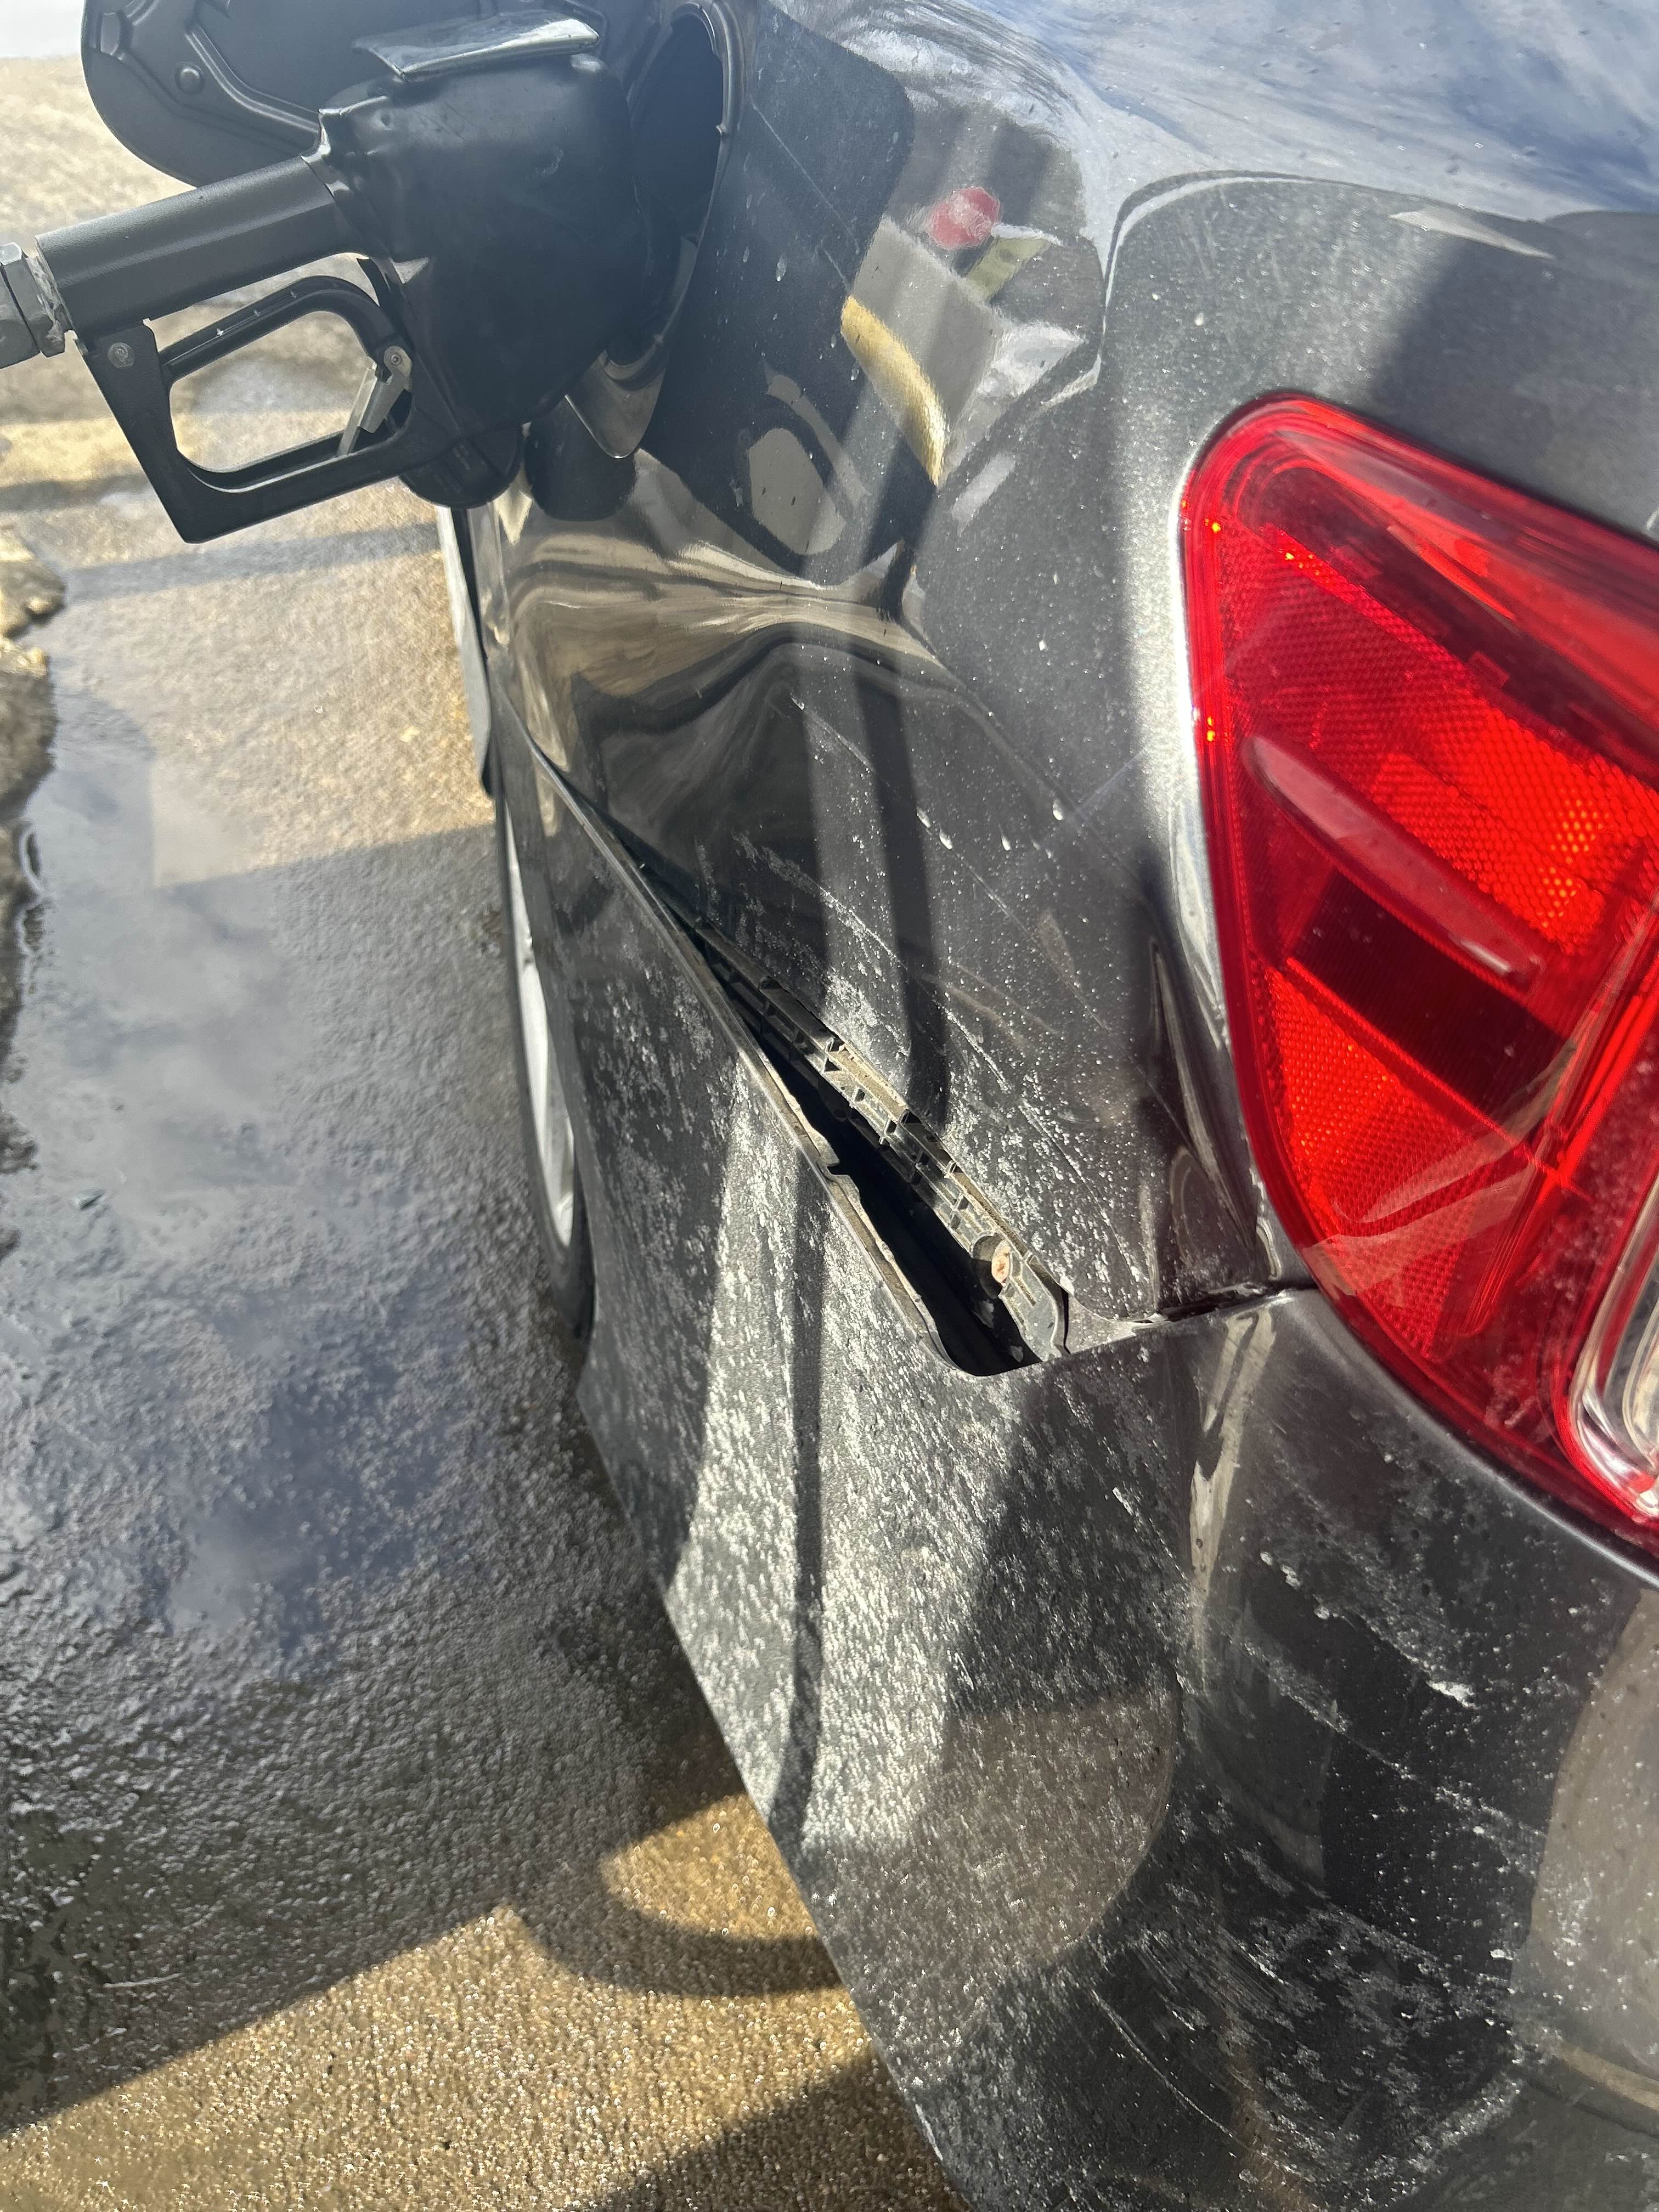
495;769;594;1340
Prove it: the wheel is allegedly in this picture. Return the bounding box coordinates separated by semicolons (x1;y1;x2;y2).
496;772;594;1338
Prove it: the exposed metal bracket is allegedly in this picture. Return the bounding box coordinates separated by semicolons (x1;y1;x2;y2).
674;902;1069;1363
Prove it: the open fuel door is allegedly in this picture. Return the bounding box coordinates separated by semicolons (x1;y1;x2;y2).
0;5;719;541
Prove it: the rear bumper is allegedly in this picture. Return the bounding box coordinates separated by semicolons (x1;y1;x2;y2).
906;1291;1659;2210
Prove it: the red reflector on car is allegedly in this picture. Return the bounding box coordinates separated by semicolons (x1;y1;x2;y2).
1183;397;1659;1544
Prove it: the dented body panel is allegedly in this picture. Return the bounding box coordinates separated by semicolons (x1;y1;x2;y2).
471;0;1659;2203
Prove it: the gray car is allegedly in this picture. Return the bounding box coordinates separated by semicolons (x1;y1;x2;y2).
5;2;1659;2205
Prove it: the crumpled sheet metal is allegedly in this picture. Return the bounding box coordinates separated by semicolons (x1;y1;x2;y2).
505;713;1659;2209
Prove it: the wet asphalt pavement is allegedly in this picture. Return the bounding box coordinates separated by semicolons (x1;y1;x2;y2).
0;55;961;2210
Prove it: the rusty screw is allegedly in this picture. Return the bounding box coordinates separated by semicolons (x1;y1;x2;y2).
974;1234;1014;1290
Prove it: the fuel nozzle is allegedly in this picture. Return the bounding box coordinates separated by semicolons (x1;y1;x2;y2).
0;13;650;541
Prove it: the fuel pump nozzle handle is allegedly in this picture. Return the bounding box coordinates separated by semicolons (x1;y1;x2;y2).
0;153;370;388
37;159;350;342
0;14;651;541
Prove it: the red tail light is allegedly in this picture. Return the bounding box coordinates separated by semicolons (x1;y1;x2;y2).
1183;397;1659;1546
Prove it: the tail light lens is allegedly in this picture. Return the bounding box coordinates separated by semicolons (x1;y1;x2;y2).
1183;396;1659;1545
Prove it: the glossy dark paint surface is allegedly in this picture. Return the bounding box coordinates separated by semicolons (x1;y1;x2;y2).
473;1;1659;2203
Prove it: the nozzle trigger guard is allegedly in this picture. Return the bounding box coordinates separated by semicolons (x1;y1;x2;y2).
81;275;472;541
